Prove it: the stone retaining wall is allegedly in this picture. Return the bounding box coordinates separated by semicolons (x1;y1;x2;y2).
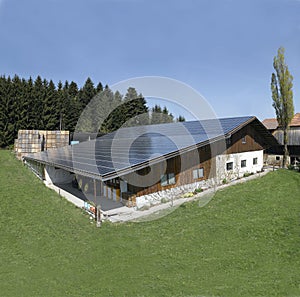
136;178;216;209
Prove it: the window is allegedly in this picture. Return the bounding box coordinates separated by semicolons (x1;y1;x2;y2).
193;168;204;180
161;173;176;186
226;137;232;146
253;157;258;165
276;156;280;161
242;136;246;144
226;162;233;171
241;160;247;168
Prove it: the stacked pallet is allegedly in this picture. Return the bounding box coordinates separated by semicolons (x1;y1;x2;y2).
14;130;70;159
15;130;41;159
39;130;69;151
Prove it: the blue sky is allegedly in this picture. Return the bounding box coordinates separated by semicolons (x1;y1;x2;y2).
0;0;299;121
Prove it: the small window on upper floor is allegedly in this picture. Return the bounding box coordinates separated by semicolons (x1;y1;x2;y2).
226;137;232;146
242;136;246;144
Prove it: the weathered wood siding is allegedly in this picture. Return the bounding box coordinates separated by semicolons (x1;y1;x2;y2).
124;145;213;197
107;123;265;198
226;125;264;154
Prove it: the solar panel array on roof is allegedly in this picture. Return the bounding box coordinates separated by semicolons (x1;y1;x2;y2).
24;116;254;180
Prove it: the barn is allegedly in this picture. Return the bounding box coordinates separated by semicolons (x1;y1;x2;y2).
263;113;300;166
23;116;277;209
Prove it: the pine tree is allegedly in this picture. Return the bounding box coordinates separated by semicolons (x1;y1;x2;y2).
11;75;23;134
151;105;162;124
96;82;103;93
0;76;15;147
19;78;30;129
67;81;81;131
57;81;64;130
43;80;60;130
100;90;123;133
176;115;186;122
150;105;180;124
0;76;8;147
25;77;36;129
121;87;149;127
79;77;96;108
162;106;174;123
33;76;45;129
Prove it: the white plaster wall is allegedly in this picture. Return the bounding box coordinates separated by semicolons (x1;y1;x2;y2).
265;154;290;166
215;150;264;182
44;165;74;184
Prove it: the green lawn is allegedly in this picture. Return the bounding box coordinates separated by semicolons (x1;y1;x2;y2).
0;150;299;297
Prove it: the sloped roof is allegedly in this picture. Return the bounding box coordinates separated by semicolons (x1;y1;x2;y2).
291;113;300;126
262;113;300;129
24;116;276;181
262;118;279;130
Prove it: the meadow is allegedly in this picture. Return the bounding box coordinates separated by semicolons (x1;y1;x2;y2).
0;150;299;296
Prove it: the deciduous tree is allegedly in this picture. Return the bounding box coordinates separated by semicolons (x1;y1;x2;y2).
271;47;294;167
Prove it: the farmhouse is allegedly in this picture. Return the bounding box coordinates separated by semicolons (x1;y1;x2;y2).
263;113;300;166
24;116;277;208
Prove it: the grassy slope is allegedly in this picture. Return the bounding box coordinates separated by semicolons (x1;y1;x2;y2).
0;150;299;297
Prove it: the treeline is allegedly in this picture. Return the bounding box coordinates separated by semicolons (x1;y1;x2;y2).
0;75;185;147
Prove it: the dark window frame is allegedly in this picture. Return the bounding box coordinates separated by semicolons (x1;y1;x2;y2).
161;173;176;186
226;162;233;171
226;137;232;146
241;160;247;168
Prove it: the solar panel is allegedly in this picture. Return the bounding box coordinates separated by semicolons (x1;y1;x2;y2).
24;116;254;180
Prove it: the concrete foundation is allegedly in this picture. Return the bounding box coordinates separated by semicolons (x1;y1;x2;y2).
45;165;74;184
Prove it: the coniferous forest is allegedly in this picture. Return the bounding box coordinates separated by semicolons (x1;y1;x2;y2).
0;75;185;148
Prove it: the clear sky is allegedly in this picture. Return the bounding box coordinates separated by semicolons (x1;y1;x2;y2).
0;0;299;121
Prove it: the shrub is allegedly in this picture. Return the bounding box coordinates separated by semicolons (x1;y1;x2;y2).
160;197;168;204
243;172;254;178
183;192;194;198
222;178;227;184
193;188;203;194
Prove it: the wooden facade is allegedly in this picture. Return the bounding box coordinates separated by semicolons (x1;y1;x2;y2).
226;124;264;154
124;146;212;197
98;123;266;200
263;113;300;164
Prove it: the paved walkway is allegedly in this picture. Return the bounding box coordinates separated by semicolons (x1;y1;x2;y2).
55;182;124;211
45;169;273;223
44;181;124;211
103;169;272;223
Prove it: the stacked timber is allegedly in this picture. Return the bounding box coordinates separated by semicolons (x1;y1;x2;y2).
14;130;70;159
